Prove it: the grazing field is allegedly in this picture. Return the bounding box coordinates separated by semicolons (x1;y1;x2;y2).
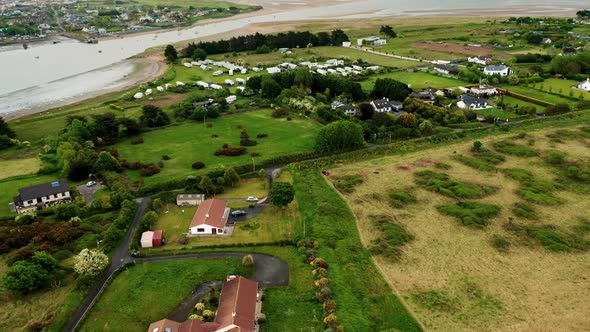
327;125;590;331
538;78;590;98
502;84;576;106
0;157;41;180
360;71;466;90
116;109;321;185
475;108;520;120
0;174;57;217
80;258;246;332
311;46;420;68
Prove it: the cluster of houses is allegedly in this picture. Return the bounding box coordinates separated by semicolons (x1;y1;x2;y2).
133;82;186;99
148;275;262;332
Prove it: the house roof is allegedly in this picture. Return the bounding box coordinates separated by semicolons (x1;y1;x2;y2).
485;65;509;72
410;91;435;100
15;179;70;202
216;276;259;332
190;199;228;229
141;231;154;243
148;319;180;332
372;99;391;109
460;94;488;105
337;104;357;112
153;230;163;241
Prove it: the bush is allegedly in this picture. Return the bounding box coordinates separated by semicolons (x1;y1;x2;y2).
491;235;511;252
388;189;417;208
139;163;161;177
271;108;289;118
454;155;495;171
493;140;538;157
250;152;261;157
438;201;500;228
192;161;206;169
545;150;567;165
162;155;171;160
415;170;496;199
130;137;144;145
256;133;268;138
214;145;247;156
512;202;537;219
369;215;414;258
332;175;363;193
241;254;255;267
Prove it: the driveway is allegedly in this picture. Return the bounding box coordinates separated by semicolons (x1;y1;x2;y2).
76;183;103;206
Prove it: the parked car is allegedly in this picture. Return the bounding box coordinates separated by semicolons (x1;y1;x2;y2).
86;181;97;187
231;210;247;217
246;196;259;202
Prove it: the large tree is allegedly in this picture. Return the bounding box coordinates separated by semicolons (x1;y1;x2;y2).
315;120;365;153
95;151;121;174
164;44;178;62
224;168;241;187
371;78;409;101
0;116;16;138
140;105;170;128
269;182;295;207
192;47;207;61
380;25;397;38
260;77;282;99
3;261;49;293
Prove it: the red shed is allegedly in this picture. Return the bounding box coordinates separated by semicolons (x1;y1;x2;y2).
152;230;163;247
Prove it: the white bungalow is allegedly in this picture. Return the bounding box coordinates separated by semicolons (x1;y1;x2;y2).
196;81;209;88
577;78;590;92
483;65;511;76
189;199;230;236
267;67;281;74
226;95;237;104
210;84;223;90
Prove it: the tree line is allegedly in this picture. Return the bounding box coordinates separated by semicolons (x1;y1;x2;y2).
182;30;349;57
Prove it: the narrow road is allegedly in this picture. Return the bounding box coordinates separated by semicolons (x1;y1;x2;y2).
64;173;290;332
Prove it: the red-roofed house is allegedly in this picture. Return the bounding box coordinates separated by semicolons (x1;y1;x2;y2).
148;276;261;332
189;199;230;236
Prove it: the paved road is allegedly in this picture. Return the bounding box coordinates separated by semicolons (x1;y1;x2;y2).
76;183;103;206
64;172;290;332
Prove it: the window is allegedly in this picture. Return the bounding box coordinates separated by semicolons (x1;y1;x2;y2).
218;229;224;234
197;228;205;233
27;200;34;205
57;193;61;197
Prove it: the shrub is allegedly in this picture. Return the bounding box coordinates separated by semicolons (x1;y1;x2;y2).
139;163;161;177
369;215;414;258
415;170;496;199
412;290;458;312
207;123;213;128
493;141;538;157
512;202;537;219
250;152;261;157
130;137;144;145
438;201;500;228
388;189;417;208
491;235;511;252
241;254;255;267
471;148;506;165
214;145;247;156
161;155;171;160
240;220;260;230
192;161;205;169
256;133;268;138
240;139;258;146
454;155;494;171
434;162;451;170
271;108;288;118
332;175;363;193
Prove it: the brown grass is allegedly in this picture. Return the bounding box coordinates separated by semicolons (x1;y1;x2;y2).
328;127;590;332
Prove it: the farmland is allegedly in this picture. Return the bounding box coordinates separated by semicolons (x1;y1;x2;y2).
360;71;467;90
327;124;590;331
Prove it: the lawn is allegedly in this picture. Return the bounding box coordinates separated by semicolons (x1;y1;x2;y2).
501;84;576;106
311;46;421;68
116;109;321;185
80;258;246;332
327;125;590;331
0;157;41;180
293;170;422;331
360;71;467;90
215;177;268;200
150;200;300;250
475;108;519;120
536;78;590;99
0;173;57;217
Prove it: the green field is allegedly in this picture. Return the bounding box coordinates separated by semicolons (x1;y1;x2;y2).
0;157;41;180
537;78;590;99
80;258;246;332
361;71;466;90
311;46;420;68
501;85;576;106
475;108;520;120
116;109;321;185
0;174;57;217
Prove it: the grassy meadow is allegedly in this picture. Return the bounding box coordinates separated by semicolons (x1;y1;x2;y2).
0;157;41;180
116;109;320;185
327;125;590;331
359;71;466;91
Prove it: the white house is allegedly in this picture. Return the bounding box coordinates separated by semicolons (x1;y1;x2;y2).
483;65;511;76
316;69;327;75
226;95;237;104
470;85;498;96
145;88;152;95
12;179;71;214
577;78;590;91
183;62;192;68
176;81;185;86
371;98;393;113
189;199;230;236
342;41;352;47
267;67;281;74
467;56;492;65
156;86;164;92
357;36;387;46
457;95;489;110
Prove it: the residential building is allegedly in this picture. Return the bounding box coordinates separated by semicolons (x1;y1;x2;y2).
12;179;71;214
357;36;387;46
433;64;458;75
483;65;511;76
457;95;489;110
410;91;436;104
176;194;205;206
467;56;492;65
470;85;498;96
148;276;261;332
578;78;590;91
188;199;230;235
390;100;404;112
371;98;393;112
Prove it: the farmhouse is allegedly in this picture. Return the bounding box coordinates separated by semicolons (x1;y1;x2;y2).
176;194;205;206
433;63;458;75
332;101;358;116
467;55;492;65
577;78;590;91
357;36;387;46
188;198;230;235
457;94;489;110
148;276;261;332
410;91;436;104
371;98;393;112
483;64;511;76
469;84;498;96
12;179;71;214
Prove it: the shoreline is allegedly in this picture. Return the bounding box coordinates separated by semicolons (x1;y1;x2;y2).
5;2;590;122
3;55;167;121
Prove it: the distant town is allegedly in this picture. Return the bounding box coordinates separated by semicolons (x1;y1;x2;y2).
0;0;260;44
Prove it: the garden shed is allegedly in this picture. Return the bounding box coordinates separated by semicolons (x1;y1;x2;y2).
152;230;163;247
141;231;154;248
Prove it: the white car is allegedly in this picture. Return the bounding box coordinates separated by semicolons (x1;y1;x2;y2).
86;181;97;187
246;196;259;202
